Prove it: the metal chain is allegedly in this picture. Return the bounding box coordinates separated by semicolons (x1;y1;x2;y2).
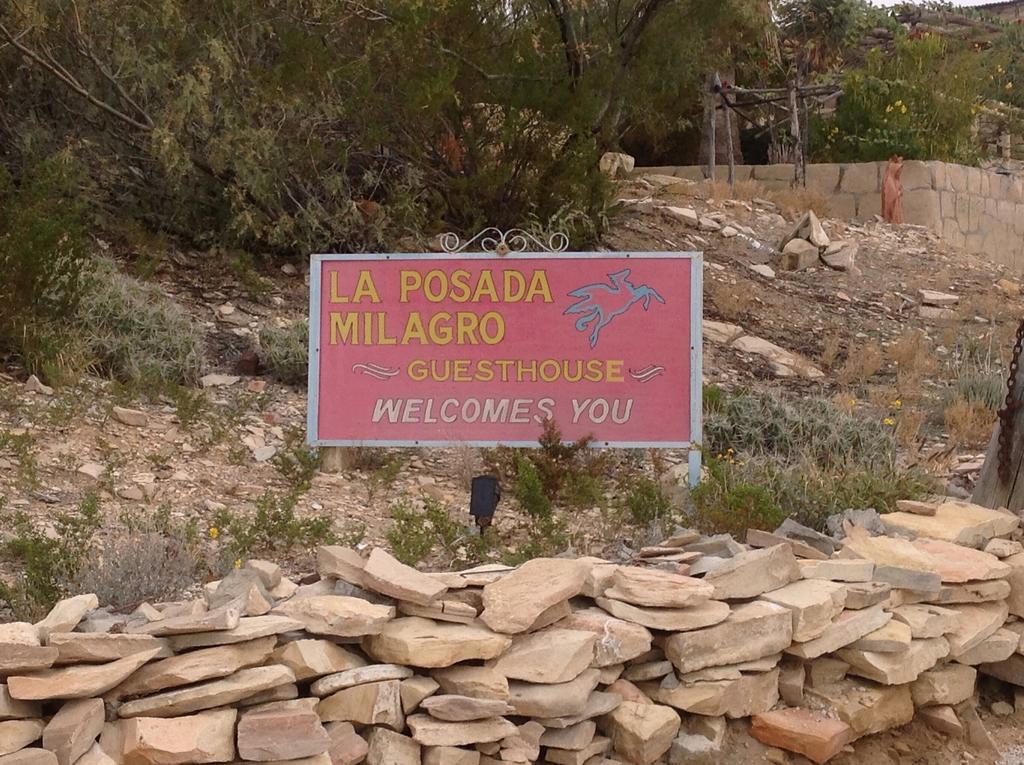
997;317;1024;482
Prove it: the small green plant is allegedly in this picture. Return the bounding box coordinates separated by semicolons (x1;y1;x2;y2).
0;430;40;490
219;492;335;558
513;456;551;519
386;498;491;567
169;386;208;430
386;500;441;566
503;514;570;565
260;321;309;385
622;476;672;527
366;457;405;503
272;427;321;493
0;494;102;618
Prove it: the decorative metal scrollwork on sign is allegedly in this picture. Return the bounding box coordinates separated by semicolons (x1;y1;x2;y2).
439;227;569;255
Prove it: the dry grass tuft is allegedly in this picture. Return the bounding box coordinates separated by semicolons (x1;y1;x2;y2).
706;279;748;322
944;396;996;447
895;409;926;449
701;179;766;202
769;188;831;219
889;329;938;395
819;334;843;370
837;339;884;387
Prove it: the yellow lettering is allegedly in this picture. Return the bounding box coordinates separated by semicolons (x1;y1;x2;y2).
376;312;397;344
472;271;499;302
428;312;453;344
526;271;553;303
606;360;624;382
402;312;427;344
479;312;505;345
329;312;358;345
456;313;478;345
450;270;472;302
585;359;604;382
329;272;348;303
424;270;447;302
503;270;526;302
352;271;380;303
408;360;427;381
400;271;421;302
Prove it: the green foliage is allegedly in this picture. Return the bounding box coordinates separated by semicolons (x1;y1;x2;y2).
77;259;204;388
0;430;39;490
386;498;491;567
0;494;102;618
704;390;896;469
622;476;672;527
0;152;88;380
260;321;308;385
502;514;570;565
691;458;785;537
813;35;983;163
271;427;321;493
215;492;334;559
513;456;552;520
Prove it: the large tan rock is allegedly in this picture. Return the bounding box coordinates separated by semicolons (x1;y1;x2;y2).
798;559;874;583
507;670;601;718
0;625;57;675
420;695;511;722
0;720;45;756
121;709;237;765
910;664;976;707
311;665;413;697
111;637;276;698
488;630;595;684
362;548;447;606
838;637;950;685
890;605;958;639
544;736;610;765
272;597;394;638
911;539;1010;582
318;680;404;730
806;679;913;739
664;601;792;674
1005;551;1024;617
603;568;713;608
480;559;587;634
75;742;116;765
751;708;853;765
363;618;510;668
600;701;679;765
365;728;419;765
129;607;239;637
317;547;366;587
839;528;940;591
594;598;730;633
270;640;366;681
237;700;330;761
432;667;508;701
36;596;99;642
931;579;1010;604
539;721;596;751
41;699;103;765
422;746;479;765
555;608;651;667
784;607;891;660
979;653;1024;686
850;619;912;653
878;501;1018;548
166;616;303;652
0;750;57;765
117;665;296;718
325;722;368;765
400;676;440;713
535;691;622;728
406;716;516;747
48;635;171;665
760;580;847;642
955;628;1019;665
0;687;39;721
398;601;477;625
642;669;779;719
8;649;161;701
945;602;1009;658
701;546;801;600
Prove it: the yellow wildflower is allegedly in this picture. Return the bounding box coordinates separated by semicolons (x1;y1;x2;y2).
900;104;907;114
234;558;242;569
883;417;895;426
892;399;902;409
208;526;220;540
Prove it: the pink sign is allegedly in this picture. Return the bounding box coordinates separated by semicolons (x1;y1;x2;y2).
308;252;702;449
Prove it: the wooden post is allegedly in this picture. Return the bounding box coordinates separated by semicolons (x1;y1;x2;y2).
705;74;716;181
973;362;1024;512
320;446;355;474
789;84;805;188
723;91;735;190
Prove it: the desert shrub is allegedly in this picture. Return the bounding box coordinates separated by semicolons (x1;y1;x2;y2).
513;456;552;519
952;371;1006;412
621;476;672;527
271;426;321;493
944;396;996;448
386;498;490;567
77;259;204;387
214;492;334;559
692;456;935;534
260;321;309;385
769;188;831;219
704;390;896;469
0;152;89;381
836;339;884;386
0;494;102;618
71;507;198;611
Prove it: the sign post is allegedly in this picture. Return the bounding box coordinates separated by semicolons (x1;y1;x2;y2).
308;240;703;486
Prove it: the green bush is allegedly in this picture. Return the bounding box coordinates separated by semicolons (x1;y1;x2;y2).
513;456;552;519
271;426;321;493
0;494;102;618
260;321;308;385
386;498;489;567
0;153;89;380
215;492;335;560
622;476;672;527
77;259;204;387
704;390;895;469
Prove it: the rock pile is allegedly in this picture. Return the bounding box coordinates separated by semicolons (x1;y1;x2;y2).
779;211;858;273
3;497;1024;764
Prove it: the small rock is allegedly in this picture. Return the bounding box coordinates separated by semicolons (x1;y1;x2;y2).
252;446;277;462
599;152;635;179
200;374;240;388
749;264;776;279
720;226;739;238
281;263;298;276
991;701;1014;716
77;463;105;480
919;289;959;307
25;376;53;396
111;407;148;428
